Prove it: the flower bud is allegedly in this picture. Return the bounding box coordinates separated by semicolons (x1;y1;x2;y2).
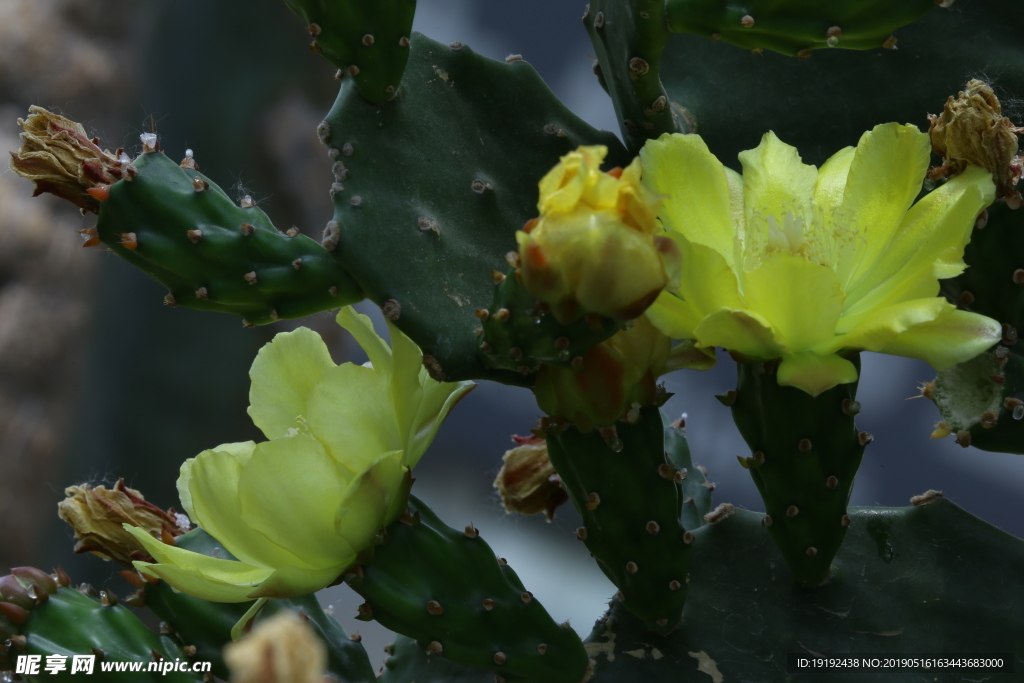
516;145;679;324
493;435;567;520
58;479;189;566
534;316;679;432
224;611;326;683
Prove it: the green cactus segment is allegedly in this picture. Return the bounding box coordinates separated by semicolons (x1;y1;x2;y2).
347;496;588;683
0;569;201;682
930;200;1024;454
478;268;620;375
323;33;629;384
946;203;1024;336
583;0;689;153
665;0;936;56
730;357;865;587
95;150;362;325
928;349;1024;454
659;0;1023;168
379;635;495;683
664;417;713;531
282;0;416;103
584;501;1024;682
544;407;691;635
142;528;375;683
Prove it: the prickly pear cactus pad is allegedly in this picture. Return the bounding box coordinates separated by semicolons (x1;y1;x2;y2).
666;0;937;55
0;568;202;682
584;500;1024;682
660;0;1020;167
583;0;689;152
282;0;417;103
545;407;694;635
323;33;629;384
346;496;589;683
96;148;363;325
730;358;866;587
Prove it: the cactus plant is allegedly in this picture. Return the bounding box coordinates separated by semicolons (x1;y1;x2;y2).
6;0;1024;682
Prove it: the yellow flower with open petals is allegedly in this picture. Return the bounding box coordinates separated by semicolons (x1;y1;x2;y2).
516;145;679;324
641;124;1001;396
124;306;474;606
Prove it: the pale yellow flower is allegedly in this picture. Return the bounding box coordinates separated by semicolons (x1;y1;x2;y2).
642;124;1001;396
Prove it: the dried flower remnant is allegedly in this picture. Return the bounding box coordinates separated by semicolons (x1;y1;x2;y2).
928;79;1024;206
493;435;568;520
58;479;190;566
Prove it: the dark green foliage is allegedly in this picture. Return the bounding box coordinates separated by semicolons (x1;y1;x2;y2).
142;528;376;682
478;268;619;376
660;0;1024;168
323;33;629;384
96;150;362;325
0;568;201;682
730;358;865;587
583;0;689;152
545;407;692;634
282;0;417;103
666;0;937;55
585;501;1024;681
347;496;589;682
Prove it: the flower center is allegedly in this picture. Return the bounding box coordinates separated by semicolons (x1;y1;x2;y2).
739;204;861;274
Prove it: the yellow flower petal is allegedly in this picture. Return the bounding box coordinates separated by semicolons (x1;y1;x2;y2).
738;131;817;222
132;560;270;603
776;352;859;397
183;444;314;570
878;309;1002;370
246;565;348;600
844;165;995;310
813;146;855;211
305;363;398;475
237;434;357;569
640;133;736;263
671;233;744;316
389;318;475;468
645;290;703;340
693;308;783;360
333;451;407;549
822;298;954;354
335;306;392;374
834;124;932;289
741;251;844;350
248;329;336;440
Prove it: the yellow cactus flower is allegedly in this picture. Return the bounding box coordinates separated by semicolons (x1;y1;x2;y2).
516;145;680;324
641;124;1002;396
125;306;474;607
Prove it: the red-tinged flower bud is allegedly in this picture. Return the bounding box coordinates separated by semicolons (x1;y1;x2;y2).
516;146;679;324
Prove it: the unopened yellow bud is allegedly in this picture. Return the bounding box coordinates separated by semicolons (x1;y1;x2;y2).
516;145;679;324
534;316;672;432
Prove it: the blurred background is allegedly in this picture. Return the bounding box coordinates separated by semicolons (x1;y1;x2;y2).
3;0;1024;672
